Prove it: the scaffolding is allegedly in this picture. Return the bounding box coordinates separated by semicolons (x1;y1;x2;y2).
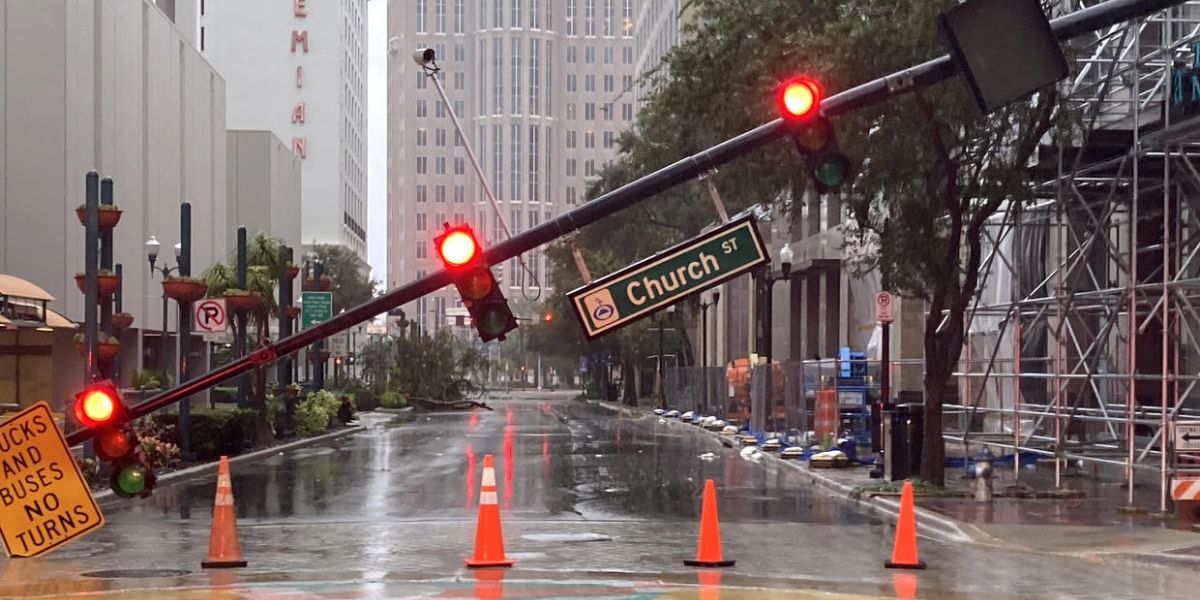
949;1;1200;513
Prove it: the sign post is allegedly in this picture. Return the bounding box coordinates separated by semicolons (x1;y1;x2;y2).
0;402;105;557
874;292;894;458
301;291;333;329
567;216;768;339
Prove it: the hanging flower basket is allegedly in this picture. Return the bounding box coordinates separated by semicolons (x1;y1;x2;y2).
98;341;121;361
286;306;301;319
286;265;301;280
283;385;300;399
75;271;121;296
75;204;123;229
74;333;120;360
305;276;332;291
162;277;207;303
111;312;135;330
223;290;261;313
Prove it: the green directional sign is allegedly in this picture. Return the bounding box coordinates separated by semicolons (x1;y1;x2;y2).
301;291;333;329
568;215;768;339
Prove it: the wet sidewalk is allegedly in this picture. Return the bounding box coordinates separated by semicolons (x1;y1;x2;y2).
613;400;1200;565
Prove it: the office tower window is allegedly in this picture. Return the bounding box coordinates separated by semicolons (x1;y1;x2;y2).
511;38;523;114
530;40;540;115
511;124;523;201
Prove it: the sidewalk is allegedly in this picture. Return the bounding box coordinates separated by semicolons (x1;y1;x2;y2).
588;398;1200;565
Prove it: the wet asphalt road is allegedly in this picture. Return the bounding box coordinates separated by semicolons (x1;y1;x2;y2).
4;391;1200;599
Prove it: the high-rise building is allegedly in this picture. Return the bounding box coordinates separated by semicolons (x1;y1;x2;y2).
388;0;638;335
633;0;695;108
200;0;369;262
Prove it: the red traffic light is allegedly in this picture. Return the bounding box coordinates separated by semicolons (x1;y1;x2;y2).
436;226;481;268
543;312;554;323
74;383;122;428
777;77;822;122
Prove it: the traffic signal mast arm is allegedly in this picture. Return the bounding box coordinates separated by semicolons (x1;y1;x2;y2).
63;0;1189;447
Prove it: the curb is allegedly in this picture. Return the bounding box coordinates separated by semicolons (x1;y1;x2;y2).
93;424;367;506
642;410;979;544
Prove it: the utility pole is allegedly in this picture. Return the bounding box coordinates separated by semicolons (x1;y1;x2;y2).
65;0;1188;446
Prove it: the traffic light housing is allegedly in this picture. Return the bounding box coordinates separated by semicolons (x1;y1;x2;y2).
776;77;855;194
73;382;156;498
434;224;518;342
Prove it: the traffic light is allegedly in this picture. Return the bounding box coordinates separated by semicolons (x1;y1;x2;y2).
434;224;518;342
543;312;554;323
776;77;855;194
73;382;156;498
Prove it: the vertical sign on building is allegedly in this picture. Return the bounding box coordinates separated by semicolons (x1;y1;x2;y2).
291;0;308;159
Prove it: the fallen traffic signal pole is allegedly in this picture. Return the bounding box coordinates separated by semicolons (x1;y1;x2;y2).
64;0;1188;446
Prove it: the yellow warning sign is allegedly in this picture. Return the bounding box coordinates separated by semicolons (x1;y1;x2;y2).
0;402;104;557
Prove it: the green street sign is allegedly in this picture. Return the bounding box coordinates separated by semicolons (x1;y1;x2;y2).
301;291;333;329
568;215;768;339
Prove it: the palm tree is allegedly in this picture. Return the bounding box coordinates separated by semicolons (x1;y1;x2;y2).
202;233;287;442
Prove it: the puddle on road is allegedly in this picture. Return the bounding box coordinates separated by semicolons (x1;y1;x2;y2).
520;532;614;542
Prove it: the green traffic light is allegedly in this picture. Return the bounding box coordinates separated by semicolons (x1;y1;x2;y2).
478;308;511;336
112;464;148;497
813;154;852;189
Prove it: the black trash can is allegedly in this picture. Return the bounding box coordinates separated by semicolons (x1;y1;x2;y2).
889;403;925;481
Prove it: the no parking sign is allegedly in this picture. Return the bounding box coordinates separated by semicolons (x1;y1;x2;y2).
194;298;228;333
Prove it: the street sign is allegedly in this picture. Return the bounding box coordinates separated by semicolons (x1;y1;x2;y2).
1175;422;1200;452
202;330;233;345
329;332;349;357
301;291;333;329
875;291;894;323
194;298;228;333
0;402;105;557
366;323;388;336
567;216;768;339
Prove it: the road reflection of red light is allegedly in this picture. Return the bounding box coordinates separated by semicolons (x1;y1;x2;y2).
504;424;514;509
698;570;722;600
506;407;513;425
466;443;476;508
468;412;479;431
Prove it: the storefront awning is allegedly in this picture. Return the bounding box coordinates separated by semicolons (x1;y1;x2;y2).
0;274;54;302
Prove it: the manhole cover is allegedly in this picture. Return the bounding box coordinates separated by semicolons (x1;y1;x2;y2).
82;569;192;579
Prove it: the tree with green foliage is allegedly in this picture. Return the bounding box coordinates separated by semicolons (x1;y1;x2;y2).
202;232;289;442
547;0;1068;484
313;244;378;314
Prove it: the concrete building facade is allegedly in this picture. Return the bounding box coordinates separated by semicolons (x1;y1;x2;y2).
201;0;369;261
388;0;638;335
0;0;230;408
226;130;304;255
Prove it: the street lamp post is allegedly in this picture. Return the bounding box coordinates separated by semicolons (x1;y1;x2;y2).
145;236;182;380
700;291;721;415
754;244;793;430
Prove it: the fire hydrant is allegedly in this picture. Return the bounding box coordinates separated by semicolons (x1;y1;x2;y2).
974;448;995;503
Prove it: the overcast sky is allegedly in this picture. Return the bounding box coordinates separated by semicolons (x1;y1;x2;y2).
367;0;387;282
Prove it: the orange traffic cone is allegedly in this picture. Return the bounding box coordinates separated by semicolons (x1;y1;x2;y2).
201;456;247;568
884;481;926;569
465;454;515;568
684;479;735;567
